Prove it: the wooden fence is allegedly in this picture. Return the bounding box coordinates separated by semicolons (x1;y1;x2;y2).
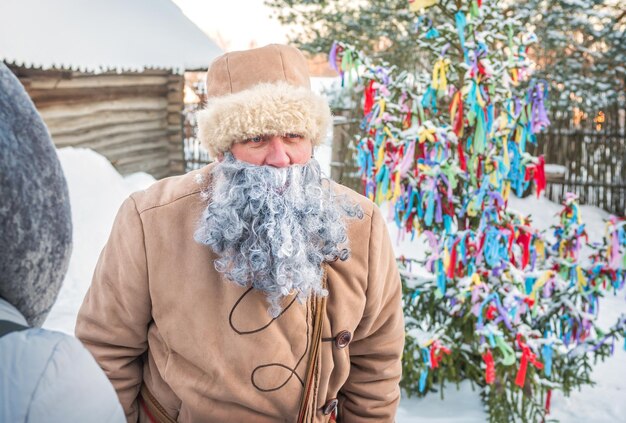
529;104;625;216
330;110;362;192
183;102;212;172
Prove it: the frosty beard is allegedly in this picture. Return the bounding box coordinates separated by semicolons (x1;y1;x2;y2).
194;153;363;317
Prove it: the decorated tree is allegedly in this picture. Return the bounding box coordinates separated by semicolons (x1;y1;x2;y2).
327;1;625;421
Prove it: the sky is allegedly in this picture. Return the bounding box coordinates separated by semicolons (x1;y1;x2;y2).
171;0;289;52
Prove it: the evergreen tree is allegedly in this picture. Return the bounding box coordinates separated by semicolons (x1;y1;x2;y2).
266;0;626;111
515;0;626;109
324;0;625;421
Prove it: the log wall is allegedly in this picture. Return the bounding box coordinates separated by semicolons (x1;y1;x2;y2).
8;66;185;179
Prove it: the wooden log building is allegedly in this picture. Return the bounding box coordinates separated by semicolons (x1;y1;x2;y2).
1;0;221;179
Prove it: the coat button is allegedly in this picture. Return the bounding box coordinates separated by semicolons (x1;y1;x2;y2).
335;330;352;349
322;398;338;415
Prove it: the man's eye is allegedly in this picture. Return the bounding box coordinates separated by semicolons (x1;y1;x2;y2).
245;135;264;143
285;133;303;139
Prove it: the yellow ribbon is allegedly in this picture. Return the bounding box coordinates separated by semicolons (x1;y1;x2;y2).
384;126;397;142
576;266;587;290
475;82;486;108
534;239;545;261
418;126;437;143
432;58;450;93
510;68;518;85
392;171;402;202
409;0;438;12
503;180;511;202
530;270;554;301
378;99;386;119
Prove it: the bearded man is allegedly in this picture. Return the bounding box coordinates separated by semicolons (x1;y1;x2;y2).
76;44;404;423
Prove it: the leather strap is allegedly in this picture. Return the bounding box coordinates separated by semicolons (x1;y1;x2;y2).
297;268;328;423
0;319;29;338
139;384;177;423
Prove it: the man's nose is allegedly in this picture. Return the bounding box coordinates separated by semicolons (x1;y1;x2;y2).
265;136;291;168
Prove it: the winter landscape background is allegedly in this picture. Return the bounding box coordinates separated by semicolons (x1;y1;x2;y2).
44;147;625;422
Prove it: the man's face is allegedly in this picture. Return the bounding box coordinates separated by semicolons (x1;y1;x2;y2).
229;133;313;166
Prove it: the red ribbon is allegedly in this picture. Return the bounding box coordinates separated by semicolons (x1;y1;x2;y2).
515;334;544;388
404;108;413;129
430;341;452;369
535;156;546;197
477;60;487;77
482;350;496;384
450;91;464;136
517;230;532;269
545;389;552;414
457;140;467;172
364;80;375;116
447;239;461;278
478;233;486;255
524;156;546;197
406;212;417;233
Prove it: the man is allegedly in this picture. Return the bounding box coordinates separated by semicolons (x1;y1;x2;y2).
76;44;404;422
0;62;124;422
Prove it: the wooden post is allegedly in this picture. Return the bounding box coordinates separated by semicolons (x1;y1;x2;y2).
166;74;185;176
330;112;348;183
330;108;362;192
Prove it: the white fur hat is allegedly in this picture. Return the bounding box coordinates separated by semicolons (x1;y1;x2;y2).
196;44;331;157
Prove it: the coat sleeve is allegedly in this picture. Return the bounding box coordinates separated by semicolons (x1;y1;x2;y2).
339;204;405;422
75;196;152;422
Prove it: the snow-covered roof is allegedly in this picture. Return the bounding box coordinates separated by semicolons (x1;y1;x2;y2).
0;0;222;73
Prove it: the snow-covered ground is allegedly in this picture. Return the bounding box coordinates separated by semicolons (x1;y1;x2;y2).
44;147;625;422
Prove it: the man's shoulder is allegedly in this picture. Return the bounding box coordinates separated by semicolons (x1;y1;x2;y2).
130;163;216;214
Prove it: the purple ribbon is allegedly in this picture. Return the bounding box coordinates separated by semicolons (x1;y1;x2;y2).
529;81;551;133
399;141;416;177
439;173;453;202
328;41;339;73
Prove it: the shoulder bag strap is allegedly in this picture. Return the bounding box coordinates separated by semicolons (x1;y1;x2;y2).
0;319;29;338
297;266;328;423
138;384;177;423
